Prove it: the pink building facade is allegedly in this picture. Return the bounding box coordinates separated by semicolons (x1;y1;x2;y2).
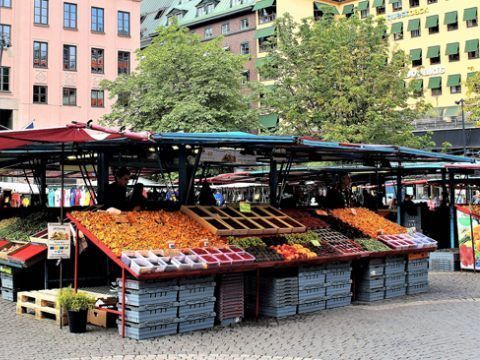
0;0;141;130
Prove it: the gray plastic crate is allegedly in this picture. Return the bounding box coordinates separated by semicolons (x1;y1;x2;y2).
326;269;351;283
326;294;352;309
118;303;178;323
326;281;352;297
120;288;178;306
407;259;429;272
120;321;178;340
118;278;178;290
259;294;298;307
326;262;351;271
178;316;215;333
297;299;326;314
385;273;406;287
385;256;406;265
385;285;406;299
385;261;406;275
261;277;299;290
178;297;215;317
0;273;14;289
259;305;297;318
407;282;429;295
359;276;385;290
178;276;215;285
298;271;326;288
356;288;385;302
363;263;385;277
1;288;15;302
298;286;326;302
178;282;215;301
407;270;429;285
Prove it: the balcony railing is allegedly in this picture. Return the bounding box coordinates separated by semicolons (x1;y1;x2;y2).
259;14;276;24
413;115;476;131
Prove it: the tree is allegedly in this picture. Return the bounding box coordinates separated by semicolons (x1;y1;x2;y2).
257;14;432;148
465;72;480;124
102;24;257;132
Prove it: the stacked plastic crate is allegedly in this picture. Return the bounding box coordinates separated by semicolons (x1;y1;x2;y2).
324;262;352;309
357;258;386;302
215;273;244;326
384;256;407;299
1;271;17;301
297;265;327;314
177;276;216;333
118;278;179;340
406;257;429;294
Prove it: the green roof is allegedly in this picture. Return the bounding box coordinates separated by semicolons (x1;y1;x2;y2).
465;39;479;53
253;0;274;11
426;45;440;58
373;0;385;8
391;22;403;34
464;7;477;22
260;114;278;128
255;56;270;68
255;26;276;39
407;18;420;31
425;15;439;28
410;48;422;61
444;11;458;25
428;76;442;89
446;74;461;87
343;4;354;14
358;1;369;11
445;42;459;55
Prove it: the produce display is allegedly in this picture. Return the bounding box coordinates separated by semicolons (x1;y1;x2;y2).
322;216;367;239
271;244;317;260
304;242;340;257
313;228;365;254
71;211;224;255
227;236;266;248
355;239;392;252
330;208;407;238
283;231;320;245
244;246;284;262
377;234;417;250
0;212;49;242
281;209;329;229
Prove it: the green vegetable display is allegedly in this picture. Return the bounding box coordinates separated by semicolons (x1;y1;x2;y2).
355;239;392;252
227;236;266;249
0;212;48;241
283;231;320;245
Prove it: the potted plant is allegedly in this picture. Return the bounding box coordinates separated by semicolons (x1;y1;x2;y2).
57;287;96;333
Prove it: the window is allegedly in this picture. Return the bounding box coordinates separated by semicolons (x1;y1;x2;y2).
33;85;47;103
118;51;130;75
409;0;419;7
204;27;213;39
427;46;441;65
259;37;275;52
118;11;130;36
432;88;441;96
240;41;249;55
0;67;9;91
197;2;215;17
426;15;439;34
360;8;369;19
221;23;230;35
91;90;104;107
427;0;437;4
62;88;76;106
392;1;402;12
33;41;48;68
0;0;11;7
428;77;442;96
392;22;403;41
91;7;104;32
258;7;276;24
63;45;76;71
410;49;422;67
468;50;479;59
465;8;478;28
64;3;77;29
430;55;440;65
91;48;104;74
376;6;385;15
408;19;420;38
0;24;11;47
154;10;164;20
445;11;458;31
450;85;461;94
411;29;420;38
466;39;480;60
240;18;249;30
446;42;460;62
34;0;48;25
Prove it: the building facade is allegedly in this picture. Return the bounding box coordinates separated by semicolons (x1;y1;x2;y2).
0;0;141;130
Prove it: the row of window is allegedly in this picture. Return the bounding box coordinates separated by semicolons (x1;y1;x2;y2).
32;0;130;36
411;73;472;97
204;18;250;39
32;41;131;75
0;66;104;107
391;8;478;41
410;41;480;67
350;0;441;18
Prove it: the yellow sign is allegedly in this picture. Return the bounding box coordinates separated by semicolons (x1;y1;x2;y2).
239;201;252;213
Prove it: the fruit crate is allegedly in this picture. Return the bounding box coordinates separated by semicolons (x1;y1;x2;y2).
245;246;284;262
118;303;178;323
385;273;406;287
326;294;352;309
385;256;406;264
385;285;406;299
407;258;429;272
326;262;352;271
406;270;429;285
321;234;365;255
178;282;216;301
120;287;178;307
298;270;326;288
378;235;417;250
356;288;385;302
178;276;214;286
178;297;216;317
297;299;326;314
358;276;385;290
326;281;352;297
407;282;429;295
409;233;437;248
119;320;178;340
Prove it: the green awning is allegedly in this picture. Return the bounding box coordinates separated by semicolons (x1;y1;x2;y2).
373;0;384;7
391;22;403;34
411;79;423;92
445;42;459;55
358;1;369;11
426;45;440;58
407;19;420;31
260;114;278;128
410;48;422;61
389;0;401;3
444;11;458;25
428;76;442;89
255;26;276;39
444;106;461;117
343;4;354;14
464;7;477;21
425;15;439;28
465;39;479;53
315;3;340;15
447;74;461;87
468;72;477;80
253;0;275;11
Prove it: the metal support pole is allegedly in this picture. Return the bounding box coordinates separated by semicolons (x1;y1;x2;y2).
255;268;260;320
269;160;278;207
396;168;403;225
96;152;110;205
449;170;456;249
455;99;467;156
441;169;447;200
121;267;126;338
74;228;79;292
178;146;188;205
186;147;202;205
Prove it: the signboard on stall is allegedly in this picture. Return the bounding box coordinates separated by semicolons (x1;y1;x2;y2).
456;206;480;270
201;148;258;165
47;223;71;260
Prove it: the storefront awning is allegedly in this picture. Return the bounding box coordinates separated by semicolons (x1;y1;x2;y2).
255;26;276;39
252;0;275;11
464;7;477;22
410;48;422;61
428;76;442;89
465;39;479;53
426;15;439;28
444;11;458;25
407;19;420;31
445;42;459;55
446;74;461;87
391;22;403;34
426;45;440;58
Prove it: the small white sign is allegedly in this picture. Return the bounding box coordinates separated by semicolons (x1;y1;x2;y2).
47;223;71;260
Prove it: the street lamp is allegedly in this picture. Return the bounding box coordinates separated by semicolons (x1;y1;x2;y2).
455;98;467;156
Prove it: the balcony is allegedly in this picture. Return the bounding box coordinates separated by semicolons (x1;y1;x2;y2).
259;13;276;24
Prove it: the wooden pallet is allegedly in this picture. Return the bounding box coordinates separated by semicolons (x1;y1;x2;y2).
16;289;66;325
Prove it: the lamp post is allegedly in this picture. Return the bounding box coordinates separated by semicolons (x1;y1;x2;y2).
455;98;467;156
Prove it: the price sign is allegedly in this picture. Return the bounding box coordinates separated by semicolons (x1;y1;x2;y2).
239;201;252;213
203;241;209;247
311;240;321;247
47;223;71;260
168;242;176;249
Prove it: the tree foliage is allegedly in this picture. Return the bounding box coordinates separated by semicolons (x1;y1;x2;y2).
465;72;480;125
257;14;432;148
102;24;256;132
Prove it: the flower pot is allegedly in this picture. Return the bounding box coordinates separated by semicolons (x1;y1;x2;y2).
67;310;88;333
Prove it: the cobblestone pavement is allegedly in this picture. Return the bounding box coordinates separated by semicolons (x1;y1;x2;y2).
1;272;480;360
